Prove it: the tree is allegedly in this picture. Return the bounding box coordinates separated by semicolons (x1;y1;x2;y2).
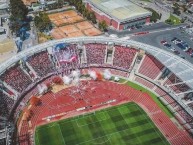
165;19;173;25
173;7;181;16
34;12;52;32
77;3;85;13
87;11;96;23
9;0;28;34
90;12;97;24
99;20;108;32
68;0;97;24
58;0;64;6
182;5;187;12
90;12;96;24
145;8;160;23
83;9;89;18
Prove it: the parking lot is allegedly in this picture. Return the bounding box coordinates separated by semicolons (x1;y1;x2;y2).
132;27;193;63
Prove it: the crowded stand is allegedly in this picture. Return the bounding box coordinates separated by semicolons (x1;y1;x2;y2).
0;91;14;118
164;73;190;93
177;109;193;124
0;39;193;145
54;44;79;68
85;43;106;65
27;51;55;77
109;69;128;77
138;54;165;79
0;64;33;93
113;46;137;70
188;102;193;110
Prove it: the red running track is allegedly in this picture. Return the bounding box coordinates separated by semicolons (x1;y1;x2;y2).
18;80;193;145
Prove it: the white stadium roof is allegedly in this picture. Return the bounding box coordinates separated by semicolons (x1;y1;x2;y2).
87;0;152;22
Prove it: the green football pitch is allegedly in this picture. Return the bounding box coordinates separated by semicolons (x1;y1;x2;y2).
35;102;169;145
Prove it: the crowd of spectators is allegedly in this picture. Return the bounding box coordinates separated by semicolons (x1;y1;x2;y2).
0;43;193;132
177;109;193;124
0;64;32;93
164;73;190;93
0;91;14;120
55;44;79;69
113;46;137;70
85;43;106;65
27;51;55;77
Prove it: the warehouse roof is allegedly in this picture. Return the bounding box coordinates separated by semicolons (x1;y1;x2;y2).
87;0;152;22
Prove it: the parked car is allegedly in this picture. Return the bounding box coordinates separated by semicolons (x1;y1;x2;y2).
164;43;172;49
171;37;177;42
176;43;187;51
181;42;190;51
186;48;193;56
170;47;176;52
173;50;180;55
161;40;167;44
171;37;182;44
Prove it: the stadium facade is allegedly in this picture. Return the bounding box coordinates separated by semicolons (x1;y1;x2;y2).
86;0;152;30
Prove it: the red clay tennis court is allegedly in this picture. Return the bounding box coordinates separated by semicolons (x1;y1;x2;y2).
67;31;85;37
49;10;102;39
51;22;101;39
59;25;79;34
76;21;94;30
83;27;102;36
51;28;67;39
48;10;84;26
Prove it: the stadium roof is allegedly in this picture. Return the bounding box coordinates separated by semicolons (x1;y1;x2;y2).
87;0;152;22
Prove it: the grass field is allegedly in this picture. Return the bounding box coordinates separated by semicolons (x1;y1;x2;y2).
126;81;174;118
165;14;181;25
35;102;169;145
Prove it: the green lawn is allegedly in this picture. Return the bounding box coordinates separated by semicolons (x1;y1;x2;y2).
35;102;169;145
165;14;181;25
126;80;174;118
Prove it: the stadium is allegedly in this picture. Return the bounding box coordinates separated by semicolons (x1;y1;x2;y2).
0;36;193;145
86;0;152;30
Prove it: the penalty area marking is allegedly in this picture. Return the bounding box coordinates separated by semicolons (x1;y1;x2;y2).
57;124;66;145
76;111;108;127
76;103;145;145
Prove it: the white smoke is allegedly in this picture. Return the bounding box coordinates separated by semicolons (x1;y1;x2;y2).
73;77;80;86
38;84;48;95
114;76;120;82
103;69;112;80
88;70;97;80
71;70;81;78
63;75;71;85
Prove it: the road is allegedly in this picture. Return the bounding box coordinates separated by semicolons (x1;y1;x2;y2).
131;28;193;63
108;22;186;37
22;21;38;50
130;0;170;22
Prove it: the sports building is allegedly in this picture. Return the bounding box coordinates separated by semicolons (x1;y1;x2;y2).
1;37;193;144
86;0;152;30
